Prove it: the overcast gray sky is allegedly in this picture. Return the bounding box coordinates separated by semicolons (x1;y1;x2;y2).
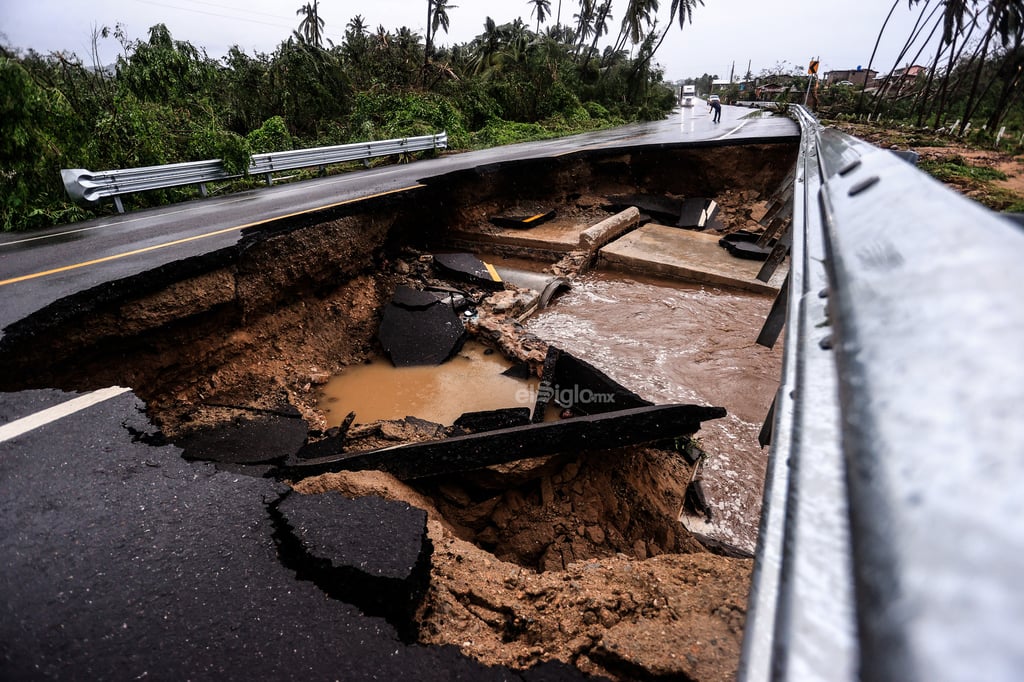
1;0;936;82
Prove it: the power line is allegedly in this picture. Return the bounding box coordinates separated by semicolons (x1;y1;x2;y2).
133;0;295;31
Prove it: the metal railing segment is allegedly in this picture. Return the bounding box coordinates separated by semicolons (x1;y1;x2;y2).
741;106;1024;681
61;132;448;213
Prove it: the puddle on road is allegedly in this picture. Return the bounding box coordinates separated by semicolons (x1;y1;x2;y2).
317;340;540;427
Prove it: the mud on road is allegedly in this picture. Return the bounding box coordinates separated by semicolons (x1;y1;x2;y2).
0;141;795;681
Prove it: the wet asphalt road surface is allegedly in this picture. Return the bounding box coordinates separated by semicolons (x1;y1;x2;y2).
0;388;588;679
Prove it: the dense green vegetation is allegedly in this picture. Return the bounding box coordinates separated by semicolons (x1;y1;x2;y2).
1;0;700;231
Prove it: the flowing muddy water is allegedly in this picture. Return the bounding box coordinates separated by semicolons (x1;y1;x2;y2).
527;272;783;553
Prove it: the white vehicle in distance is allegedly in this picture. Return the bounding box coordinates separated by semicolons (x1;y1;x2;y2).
681;84;696;107
708;94;720;103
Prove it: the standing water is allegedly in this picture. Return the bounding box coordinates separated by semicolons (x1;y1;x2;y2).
317;340;539;427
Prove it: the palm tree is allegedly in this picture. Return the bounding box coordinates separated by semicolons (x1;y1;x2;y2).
294;0;321;47
470;16;504;74
296;0;325;48
573;0;596;57
424;0;457;68
583;0;613;67
957;0;1024;133
626;0;701;82
530;0;552;34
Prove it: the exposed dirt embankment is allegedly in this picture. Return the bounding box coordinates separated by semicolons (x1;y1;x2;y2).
0;141;797;681
0;194;435;435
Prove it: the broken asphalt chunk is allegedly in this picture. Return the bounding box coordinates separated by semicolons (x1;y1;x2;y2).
722;240;773;261
453;407;532;434
280;404;727;481
488;209;556;229
276;492;431;638
433;252;503;290
391;285;444;310
174;408;308;464
604;194;684;225
378;302;467;367
533;346;652;420
677;198;719;229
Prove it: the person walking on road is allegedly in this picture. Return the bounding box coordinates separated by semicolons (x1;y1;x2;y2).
709;97;721;123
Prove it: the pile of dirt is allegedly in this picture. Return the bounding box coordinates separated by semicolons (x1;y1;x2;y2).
293;447;753;682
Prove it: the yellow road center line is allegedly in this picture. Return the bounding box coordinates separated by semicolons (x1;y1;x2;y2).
0;185;423;287
522;213;546;223
483;262;502;282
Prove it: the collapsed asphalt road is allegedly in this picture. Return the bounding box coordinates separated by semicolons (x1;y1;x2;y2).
0;388;589;680
0;137;794;680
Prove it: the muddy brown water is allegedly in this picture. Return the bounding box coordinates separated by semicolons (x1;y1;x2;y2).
318;340;540;427
526;272;783;554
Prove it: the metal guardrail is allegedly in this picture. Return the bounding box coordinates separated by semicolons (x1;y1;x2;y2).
740;106;1024;680
61;132;448;213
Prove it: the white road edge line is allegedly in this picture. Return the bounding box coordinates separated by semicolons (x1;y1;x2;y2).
716;120;749;139
0;386;132;443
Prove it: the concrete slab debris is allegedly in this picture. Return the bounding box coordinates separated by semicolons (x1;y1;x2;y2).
281;404;726;481
433;252;504;290
489;209;556;229
276;492;431;638
723;241;773;261
502;361;533;380
600;224;786;294
719;230;774;260
378;301;467;367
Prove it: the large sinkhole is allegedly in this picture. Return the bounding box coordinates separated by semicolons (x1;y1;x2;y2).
0;141;795;677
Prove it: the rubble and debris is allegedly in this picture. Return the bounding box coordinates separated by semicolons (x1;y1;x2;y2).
502;361;533;380
391;285;448;310
281;404;726;481
489;209;556;229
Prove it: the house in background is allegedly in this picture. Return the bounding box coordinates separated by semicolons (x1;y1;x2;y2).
873;65;929;96
824;68;877;86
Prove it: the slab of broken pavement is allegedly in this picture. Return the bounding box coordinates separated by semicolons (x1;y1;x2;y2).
0;184;787;678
